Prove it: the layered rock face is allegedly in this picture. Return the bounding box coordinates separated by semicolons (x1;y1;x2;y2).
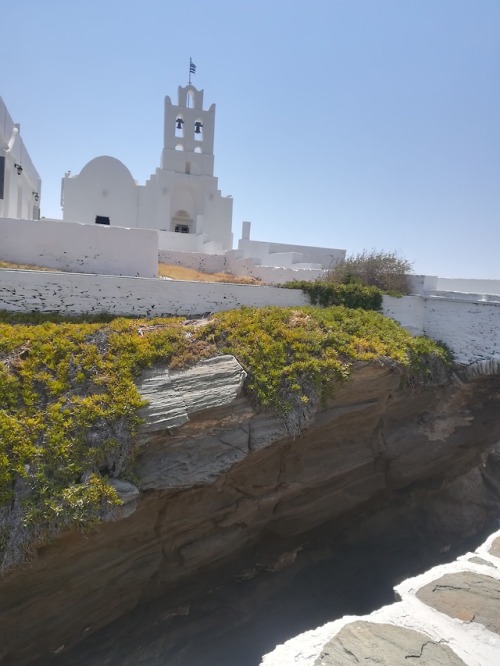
1;356;500;664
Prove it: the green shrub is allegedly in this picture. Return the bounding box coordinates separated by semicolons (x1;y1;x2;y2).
327;249;413;295
281;281;383;310
201;305;451;419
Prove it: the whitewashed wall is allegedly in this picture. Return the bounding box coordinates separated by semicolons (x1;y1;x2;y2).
158;249;326;283
237;238;345;269
227;257;325;283
0;217;158;278
0;96;41;220
0;270;308;317
383;294;500;364
157;230;203;252
158;249;227;273
423;297;500;364
382;295;425;336
435;277;500;295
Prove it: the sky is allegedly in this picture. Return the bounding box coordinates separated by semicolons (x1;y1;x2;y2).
2;0;499;278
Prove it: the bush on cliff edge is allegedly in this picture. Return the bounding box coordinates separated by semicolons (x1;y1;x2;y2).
0;307;450;571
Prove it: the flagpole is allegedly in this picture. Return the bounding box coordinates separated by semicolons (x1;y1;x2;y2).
189;57;192;85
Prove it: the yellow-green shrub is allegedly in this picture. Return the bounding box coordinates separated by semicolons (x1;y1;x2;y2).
0;307;451;570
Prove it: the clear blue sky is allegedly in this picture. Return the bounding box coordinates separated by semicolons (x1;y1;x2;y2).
2;0;499;278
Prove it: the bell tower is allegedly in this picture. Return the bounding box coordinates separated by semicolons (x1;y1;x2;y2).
161;85;215;177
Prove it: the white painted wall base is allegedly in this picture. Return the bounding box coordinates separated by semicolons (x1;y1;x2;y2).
0;269;309;317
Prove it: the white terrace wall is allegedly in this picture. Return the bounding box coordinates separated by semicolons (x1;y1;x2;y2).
0;270;308;317
225;252;325;283
0;218;158;278
158;249;227;273
237;239;345;269
158;249;326;283
435;277;500;295
383;294;500;365
423;297;500;364
381;295;425;337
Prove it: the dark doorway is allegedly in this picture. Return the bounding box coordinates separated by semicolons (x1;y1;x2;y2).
95;216;110;225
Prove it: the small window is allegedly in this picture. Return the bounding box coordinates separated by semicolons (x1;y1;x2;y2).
194;146;202;154
185;161;191;174
95;216;110;225
175;224;189;234
187;90;195;108
175;144;184;151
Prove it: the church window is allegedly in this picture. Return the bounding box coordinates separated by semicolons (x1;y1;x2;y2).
187;90;195;108
175;144;184;151
194;146;202;154
175;117;184;137
185;162;191;174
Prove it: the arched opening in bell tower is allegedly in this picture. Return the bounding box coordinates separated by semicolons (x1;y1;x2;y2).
194;120;203;141
175;116;184;138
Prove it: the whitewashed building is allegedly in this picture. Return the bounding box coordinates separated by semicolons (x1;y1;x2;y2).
61;85;233;254
0;96;42;221
59;80;346;281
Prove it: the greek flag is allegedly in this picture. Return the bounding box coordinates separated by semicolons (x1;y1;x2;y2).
190;61;196;74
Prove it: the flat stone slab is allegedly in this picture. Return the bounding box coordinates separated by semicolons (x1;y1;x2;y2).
489;536;500;558
416;571;500;635
314;621;466;665
138;355;247;432
469;556;495;568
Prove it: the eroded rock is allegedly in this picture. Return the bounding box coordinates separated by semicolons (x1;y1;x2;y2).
1;356;500;665
315;621;466;666
138;355;247;432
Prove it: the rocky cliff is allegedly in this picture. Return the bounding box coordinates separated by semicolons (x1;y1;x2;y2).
1;352;500;664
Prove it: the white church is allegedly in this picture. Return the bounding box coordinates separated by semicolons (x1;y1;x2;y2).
61;85;233;255
2;83;345;282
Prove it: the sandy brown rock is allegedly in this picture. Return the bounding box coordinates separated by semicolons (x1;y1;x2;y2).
314;621;466;665
416;571;500;634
